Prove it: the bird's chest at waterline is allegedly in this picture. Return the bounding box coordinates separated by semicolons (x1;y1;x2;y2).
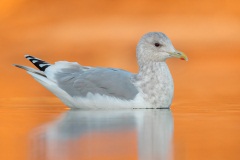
135;63;174;108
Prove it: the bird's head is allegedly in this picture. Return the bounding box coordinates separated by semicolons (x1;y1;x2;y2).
136;32;188;64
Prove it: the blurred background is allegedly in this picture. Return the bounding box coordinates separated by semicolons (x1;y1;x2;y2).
1;0;239;101
0;0;240;160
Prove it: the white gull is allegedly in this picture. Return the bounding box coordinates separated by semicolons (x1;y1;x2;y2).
14;32;188;109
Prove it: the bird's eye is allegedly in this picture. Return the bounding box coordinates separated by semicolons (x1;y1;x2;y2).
154;43;161;47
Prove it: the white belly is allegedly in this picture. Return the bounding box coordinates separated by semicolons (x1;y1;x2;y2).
72;92;152;109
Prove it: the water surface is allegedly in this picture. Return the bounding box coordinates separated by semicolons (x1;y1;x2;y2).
0;98;239;160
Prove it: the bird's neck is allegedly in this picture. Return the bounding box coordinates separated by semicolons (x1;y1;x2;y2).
137;62;170;78
134;62;174;108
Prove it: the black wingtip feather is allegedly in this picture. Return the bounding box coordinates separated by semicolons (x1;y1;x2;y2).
25;55;51;71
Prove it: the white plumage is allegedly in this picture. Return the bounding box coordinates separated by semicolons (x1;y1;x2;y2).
14;32;188;109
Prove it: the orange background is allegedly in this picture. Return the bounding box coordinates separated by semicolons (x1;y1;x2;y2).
0;0;239;100
0;0;240;160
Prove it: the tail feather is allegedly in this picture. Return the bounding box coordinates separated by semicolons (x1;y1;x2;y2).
25;55;51;71
27;71;76;108
13;64;46;77
13;55;77;108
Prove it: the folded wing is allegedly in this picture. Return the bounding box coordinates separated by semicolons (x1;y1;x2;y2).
45;61;139;100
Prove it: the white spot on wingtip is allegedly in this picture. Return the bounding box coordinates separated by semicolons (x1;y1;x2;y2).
39;64;50;68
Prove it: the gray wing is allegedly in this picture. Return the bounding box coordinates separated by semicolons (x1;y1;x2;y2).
53;66;139;100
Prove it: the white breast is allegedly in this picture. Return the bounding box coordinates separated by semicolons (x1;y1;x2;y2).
134;62;174;108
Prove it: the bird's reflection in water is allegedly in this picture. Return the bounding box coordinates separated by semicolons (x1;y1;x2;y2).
30;109;173;160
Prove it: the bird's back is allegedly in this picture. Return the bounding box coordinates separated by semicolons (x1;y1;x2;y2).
44;61;139;100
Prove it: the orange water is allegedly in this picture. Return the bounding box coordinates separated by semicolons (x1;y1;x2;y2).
1;0;240;160
0;97;239;160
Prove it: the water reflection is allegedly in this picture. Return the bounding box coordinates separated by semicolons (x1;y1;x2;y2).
31;109;173;160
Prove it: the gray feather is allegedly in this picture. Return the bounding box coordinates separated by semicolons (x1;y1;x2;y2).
53;67;139;100
13;64;46;77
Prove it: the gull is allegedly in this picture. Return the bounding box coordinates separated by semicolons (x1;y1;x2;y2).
14;32;188;109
